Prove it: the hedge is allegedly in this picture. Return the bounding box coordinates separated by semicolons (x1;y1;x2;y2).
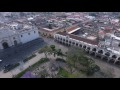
14;58;49;78
23;54;36;63
13;67;30;78
31;58;49;68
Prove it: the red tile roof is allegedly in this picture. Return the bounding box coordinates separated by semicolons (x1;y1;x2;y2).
57;32;98;45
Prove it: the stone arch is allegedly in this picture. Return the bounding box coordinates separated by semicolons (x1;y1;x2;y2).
79;44;82;47
105;52;111;56
14;40;18;46
83;45;87;49
87;47;91;51
98;50;104;54
2;42;9;49
92;48;97;52
115;57;120;65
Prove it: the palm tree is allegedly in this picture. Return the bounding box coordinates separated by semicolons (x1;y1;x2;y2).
40;46;52;58
56;49;64;59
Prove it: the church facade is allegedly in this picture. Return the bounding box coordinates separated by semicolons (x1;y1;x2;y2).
0;21;40;50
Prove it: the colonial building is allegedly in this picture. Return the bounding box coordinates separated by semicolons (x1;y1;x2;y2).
0;21;40;50
54;31;120;65
39;24;80;38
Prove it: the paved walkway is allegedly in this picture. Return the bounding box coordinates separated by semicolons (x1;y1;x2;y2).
0;53;45;78
0;38;68;78
0;38;46;69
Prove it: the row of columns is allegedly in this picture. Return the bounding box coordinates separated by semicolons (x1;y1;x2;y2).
54;35;120;65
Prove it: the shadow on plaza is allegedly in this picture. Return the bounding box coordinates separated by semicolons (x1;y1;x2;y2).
0;38;47;68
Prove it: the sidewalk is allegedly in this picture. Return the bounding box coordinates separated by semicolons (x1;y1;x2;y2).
0;40;68;78
0;53;45;78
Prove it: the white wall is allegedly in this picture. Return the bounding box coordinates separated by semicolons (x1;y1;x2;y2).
19;30;39;44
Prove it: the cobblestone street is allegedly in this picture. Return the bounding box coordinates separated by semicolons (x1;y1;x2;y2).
0;38;47;70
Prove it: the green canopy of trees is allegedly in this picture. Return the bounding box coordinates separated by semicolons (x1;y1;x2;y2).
66;46;100;75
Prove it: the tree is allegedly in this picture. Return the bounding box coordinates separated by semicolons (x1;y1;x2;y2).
40;45;52;58
66;47;85;73
56;49;64;59
50;45;56;57
48;24;52;29
85;58;100;76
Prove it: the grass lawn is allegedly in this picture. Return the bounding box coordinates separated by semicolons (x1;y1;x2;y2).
57;67;87;78
57;68;70;78
13;67;30;78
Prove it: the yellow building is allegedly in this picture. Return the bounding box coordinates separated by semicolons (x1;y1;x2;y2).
39;24;80;38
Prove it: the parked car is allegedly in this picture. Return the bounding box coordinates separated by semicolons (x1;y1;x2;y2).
0;60;2;63
3;64;14;73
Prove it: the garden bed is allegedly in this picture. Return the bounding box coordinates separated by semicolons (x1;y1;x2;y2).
14;58;49;78
4;63;20;73
23;54;36;63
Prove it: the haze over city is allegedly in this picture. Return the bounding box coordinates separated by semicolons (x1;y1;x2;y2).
0;12;120;78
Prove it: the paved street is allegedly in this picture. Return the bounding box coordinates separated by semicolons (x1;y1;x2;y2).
0;38;47;70
1;37;120;78
0;53;45;78
0;37;68;78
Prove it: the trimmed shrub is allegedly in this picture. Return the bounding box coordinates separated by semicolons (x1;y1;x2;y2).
14;58;49;78
31;58;49;68
14;68;30;78
87;65;100;76
23;54;36;63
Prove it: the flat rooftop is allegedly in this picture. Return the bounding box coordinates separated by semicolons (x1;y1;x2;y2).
42;27;60;31
86;36;97;41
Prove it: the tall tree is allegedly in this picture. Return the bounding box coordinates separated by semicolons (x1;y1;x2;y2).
40;45;52;58
57;49;64;59
50;45;56;51
66;47;85;73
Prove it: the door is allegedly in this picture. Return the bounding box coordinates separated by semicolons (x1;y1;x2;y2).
2;42;9;49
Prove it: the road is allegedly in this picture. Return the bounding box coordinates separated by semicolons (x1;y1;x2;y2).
0;53;45;78
0;38;47;70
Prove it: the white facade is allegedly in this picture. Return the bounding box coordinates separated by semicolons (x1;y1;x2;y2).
0;22;40;50
19;29;39;44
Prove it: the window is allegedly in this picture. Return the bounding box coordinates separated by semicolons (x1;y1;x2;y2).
28;33;30;35
76;43;78;46
13;37;15;39
21;35;23;37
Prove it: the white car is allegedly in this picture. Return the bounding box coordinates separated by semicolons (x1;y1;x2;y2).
0;60;2;62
